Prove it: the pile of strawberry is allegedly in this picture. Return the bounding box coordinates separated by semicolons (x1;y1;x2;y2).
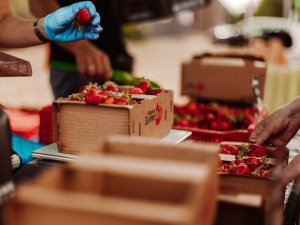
218;143;287;177
174;101;257;131
218;157;271;177
63;80;163;106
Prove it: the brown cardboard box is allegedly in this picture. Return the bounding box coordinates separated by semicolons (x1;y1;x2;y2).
181;53;267;103
93;136;219;225
5;154;215;225
0;52;32;77
52;90;173;154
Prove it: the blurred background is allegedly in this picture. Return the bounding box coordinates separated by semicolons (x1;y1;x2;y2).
0;0;297;111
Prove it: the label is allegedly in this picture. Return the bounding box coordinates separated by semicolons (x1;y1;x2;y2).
145;109;156;125
155;104;162;126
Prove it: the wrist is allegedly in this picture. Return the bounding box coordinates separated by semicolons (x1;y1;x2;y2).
33;18;50;43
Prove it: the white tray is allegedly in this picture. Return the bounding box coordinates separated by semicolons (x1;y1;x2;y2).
32;129;192;162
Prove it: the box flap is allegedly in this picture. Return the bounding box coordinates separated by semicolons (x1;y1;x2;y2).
0;52;32;77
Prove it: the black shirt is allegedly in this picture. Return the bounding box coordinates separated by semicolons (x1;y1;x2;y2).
50;0;133;72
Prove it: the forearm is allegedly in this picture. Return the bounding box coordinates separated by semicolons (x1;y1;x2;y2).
0;16;44;48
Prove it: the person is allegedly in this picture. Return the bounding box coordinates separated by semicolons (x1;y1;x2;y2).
29;0;134;99
0;1;101;48
249;96;300;187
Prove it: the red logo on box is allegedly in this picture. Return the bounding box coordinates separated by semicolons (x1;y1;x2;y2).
155;104;162;126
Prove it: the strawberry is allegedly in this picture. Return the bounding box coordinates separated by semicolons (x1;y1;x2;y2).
247;144;268;158
149;88;163;95
234;163;251;175
218;168;230;174
244;157;261;172
114;98;127;105
271;148;287;159
186;101;198;116
103;81;118;92
204;113;215;122
76;8;91;26
218;121;229;131
220;147;231;155
98;90;109;96
104;96;115;104
242;114;255;127
79;86;87;93
209;121;218;130
137;80;151;94
85;90;104;105
178;119;190;128
129;87;144;95
260;169;271;177
222;144;239;155
233;158;244;165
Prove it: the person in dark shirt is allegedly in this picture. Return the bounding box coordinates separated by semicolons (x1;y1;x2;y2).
30;0;134;98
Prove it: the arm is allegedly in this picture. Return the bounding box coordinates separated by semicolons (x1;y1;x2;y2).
0;0;43;47
29;0;111;79
249;96;300;146
0;1;102;48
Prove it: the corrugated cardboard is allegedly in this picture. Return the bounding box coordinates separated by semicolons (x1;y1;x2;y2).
52;90;173;154
5;155;214;225
181;53;267;103
0;52;32;77
92;136;219;225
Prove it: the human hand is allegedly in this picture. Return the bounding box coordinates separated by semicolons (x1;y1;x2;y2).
75;42;112;81
249;101;300;146
43;1;102;42
280;155;300;187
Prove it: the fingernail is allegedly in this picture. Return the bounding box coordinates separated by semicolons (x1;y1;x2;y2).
249;138;256;144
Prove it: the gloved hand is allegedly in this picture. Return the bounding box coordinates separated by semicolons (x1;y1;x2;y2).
43;1;102;42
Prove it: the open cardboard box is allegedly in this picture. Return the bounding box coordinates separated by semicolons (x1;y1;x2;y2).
89;136;219;225
52;90;173;154
218;141;288;225
181;53;267;103
5;154;215;225
0;52;32;77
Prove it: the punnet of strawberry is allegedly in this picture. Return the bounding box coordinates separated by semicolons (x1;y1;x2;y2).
174;101;257;131
218;142;288;178
59;81;164;106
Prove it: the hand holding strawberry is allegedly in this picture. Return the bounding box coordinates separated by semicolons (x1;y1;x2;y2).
76;8;91;26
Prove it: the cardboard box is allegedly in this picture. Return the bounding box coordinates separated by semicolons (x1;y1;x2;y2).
52;90;173;154
0;52;32;77
181;53;267;103
5;154;215;225
93;136;219;225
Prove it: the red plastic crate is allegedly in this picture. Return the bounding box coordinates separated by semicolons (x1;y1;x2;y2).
173;126;251;143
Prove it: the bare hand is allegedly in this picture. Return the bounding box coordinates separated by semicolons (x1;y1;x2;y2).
249;103;300;146
75;42;111;82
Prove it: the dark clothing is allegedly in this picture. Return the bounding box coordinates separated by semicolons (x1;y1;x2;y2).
51;0;133;72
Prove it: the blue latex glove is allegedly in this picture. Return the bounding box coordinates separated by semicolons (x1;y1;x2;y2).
44;1;102;42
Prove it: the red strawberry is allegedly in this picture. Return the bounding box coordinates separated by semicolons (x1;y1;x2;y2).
247;144;268;157
234;163;251;175
223;145;239;155
218;168;230;174
204;113;215;122
149;88;163;95
114;98;127;105
85;90;104;105
103;81;118;92
209;121;218;130
242;114;255;127
98;90;108;96
271;148;287;159
104;96;115;104
79;85;87;93
186;101;198;116
129;87;144;95
233;158;244;165
244;157;261;172
76;8;91;26
137;80;151;94
220;147;231;155
260;169;271;177
178;119;190;128
218;121;229;131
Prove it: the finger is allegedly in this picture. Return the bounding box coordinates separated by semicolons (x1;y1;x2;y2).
86;58;96;77
91;12;101;26
83;30;100;40
280;155;300;187
249;122;271;145
87;25;103;34
267;123;299;146
71;1;97;17
95;57;105;77
76;59;86;76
